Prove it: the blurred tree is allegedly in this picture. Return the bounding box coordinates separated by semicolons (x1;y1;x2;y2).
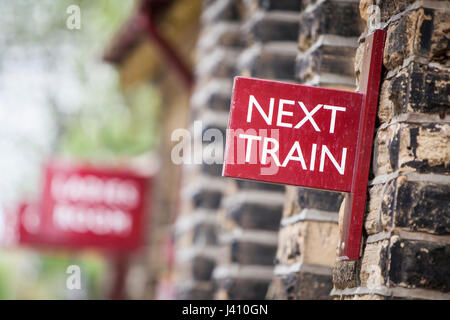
0;0;160;299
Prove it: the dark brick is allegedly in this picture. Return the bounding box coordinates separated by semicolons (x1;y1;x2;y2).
296;44;357;81
205;91;231;112
298;1;363;50
192;190;222;209
176;285;214;300
202;0;241;23
385;62;450;116
384;8;450;70
297;188;344;212
389;238;450;292
376;0;417;23
193;224;219;245
195;49;240;80
395;180;450;235
192;256;216;281
201;162;223;177
198;23;246;52
245;12;300;44
236;180;285;192
257;0;301;12
217;278;271;299
272;272;333;299
239;46;297;80
231;241;277;265
400;124;450;174
228;202;283;231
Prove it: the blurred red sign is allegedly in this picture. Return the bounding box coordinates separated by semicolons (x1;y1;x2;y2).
12;160;151;252
223;76;363;192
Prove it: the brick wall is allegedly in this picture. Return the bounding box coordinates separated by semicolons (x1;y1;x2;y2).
270;0;364;299
332;0;450;300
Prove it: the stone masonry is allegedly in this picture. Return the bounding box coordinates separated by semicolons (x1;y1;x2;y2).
332;0;450;300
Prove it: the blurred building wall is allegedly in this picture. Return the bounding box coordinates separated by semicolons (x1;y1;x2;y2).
109;0;449;300
270;0;364;299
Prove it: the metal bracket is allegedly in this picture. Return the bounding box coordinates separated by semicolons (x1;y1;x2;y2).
338;29;387;260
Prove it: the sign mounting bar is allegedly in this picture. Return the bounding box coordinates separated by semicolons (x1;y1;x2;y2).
339;29;387;260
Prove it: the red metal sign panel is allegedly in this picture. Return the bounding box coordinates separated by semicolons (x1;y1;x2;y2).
223;30;387;261
15;160;151;252
223;77;363;192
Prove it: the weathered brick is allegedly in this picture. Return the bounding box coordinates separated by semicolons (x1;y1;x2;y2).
276;221;339;266
373;123;450;175
378;62;450;122
218;278;271;299
192;189;223;209
365;180;397;235
376;0;432;23
238;43;298;80
193;223;219;244
176;284;214;300
197;22;245;55
195;48;240;81
282;186;301;218
296;44;357;82
394;177;450;235
302;221;339;266
367;176;450;236
299;1;363;50
244;11;300;44
255;0;301;12
360;240;390;288
202;0;241;23
236;180;285;192
383;7;450;70
201;162;223;176
297;188;344;212
176;256;216;282
231;241;277;265
389;236;450;292
272;272;333;299
191;80;233;112
275;223;303;265
227;202;283;231
332;260;361;290
192;256;216;281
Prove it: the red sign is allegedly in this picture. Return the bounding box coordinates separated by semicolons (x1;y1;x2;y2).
223;30;386;260
223;77;363;192
14;160;151;252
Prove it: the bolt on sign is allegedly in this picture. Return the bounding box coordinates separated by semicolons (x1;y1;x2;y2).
11;160;151;252
223;30;386;260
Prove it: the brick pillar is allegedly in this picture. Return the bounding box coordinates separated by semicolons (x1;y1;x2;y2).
213;0;301;300
271;0;364;299
173;0;244;299
332;0;450;300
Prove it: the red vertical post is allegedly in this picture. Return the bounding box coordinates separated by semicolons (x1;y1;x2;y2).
338;29;387;260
